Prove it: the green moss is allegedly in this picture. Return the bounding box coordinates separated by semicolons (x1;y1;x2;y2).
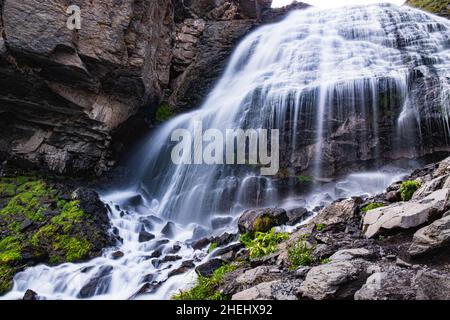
31;225;91;263
400;180;421;201
0;179;54;222
361;202;385;212
54;236;91;262
0;182;16;197
155;102;173;123
315;223;326;231
0;236;22;264
253;215;273;233
52;200;85;233
407;0;449;14
30;224;58;247
287;236;313;270
0;264;14;294
8;221;21;233
0;176;98;295
172;264;236;300
298;175;314;184
240;228;289;259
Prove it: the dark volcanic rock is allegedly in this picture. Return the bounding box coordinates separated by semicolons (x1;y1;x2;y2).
192;238;211;250
161;222;176;238
78;266;113;299
211;216;233;229
23;289;38;300
195;258;224;277
286;207;310;226
138;230;155;243
168;260;196;277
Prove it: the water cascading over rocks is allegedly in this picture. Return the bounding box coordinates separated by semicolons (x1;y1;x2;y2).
130;3;450;223
2;4;450;300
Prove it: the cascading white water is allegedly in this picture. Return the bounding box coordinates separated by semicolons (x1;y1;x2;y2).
2;4;450;300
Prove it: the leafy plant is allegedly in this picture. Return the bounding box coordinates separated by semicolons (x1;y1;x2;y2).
361;202;385;212
400;180;421;201
315;223;326;231
287;236;313;270
240;228;289;259
172;264;236;300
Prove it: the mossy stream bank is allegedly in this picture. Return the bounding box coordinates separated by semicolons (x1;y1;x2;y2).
0;168;115;295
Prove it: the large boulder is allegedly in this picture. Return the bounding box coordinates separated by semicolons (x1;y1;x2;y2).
298;260;369;300
311;197;363;226
355;267;450;300
408;215;450;257
354;267;417;300
232;279;301;300
238;208;289;234
415;270;450;300
195;258;224;277
362;188;450;238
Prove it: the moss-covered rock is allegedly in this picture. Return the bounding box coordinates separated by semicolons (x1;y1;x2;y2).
0;176;114;295
238;208;289;235
406;0;449;18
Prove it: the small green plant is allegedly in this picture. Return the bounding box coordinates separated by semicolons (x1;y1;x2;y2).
287;236;313;270
155;102;173;123
320;258;332;264
172;264;236;300
208;242;218;254
297;175;314;184
240;228;289;259
315;223;326;231
400;180;421;201
361;202;385;212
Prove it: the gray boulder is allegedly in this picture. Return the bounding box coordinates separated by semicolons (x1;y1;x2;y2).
408;215;450;257
354;267;417;300
312;197;363;226
362;188;450;238
298;260;368;300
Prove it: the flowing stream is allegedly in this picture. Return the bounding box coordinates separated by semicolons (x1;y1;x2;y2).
3;4;450;299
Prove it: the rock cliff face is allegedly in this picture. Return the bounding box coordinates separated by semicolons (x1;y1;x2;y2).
0;0;173;175
0;0;307;175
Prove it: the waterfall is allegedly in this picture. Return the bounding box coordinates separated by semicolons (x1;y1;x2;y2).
2;4;450;300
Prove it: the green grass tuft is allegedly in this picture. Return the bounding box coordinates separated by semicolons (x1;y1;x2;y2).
361;202;385;212
287;236;313;270
172;264;236;300
400;180;421;201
